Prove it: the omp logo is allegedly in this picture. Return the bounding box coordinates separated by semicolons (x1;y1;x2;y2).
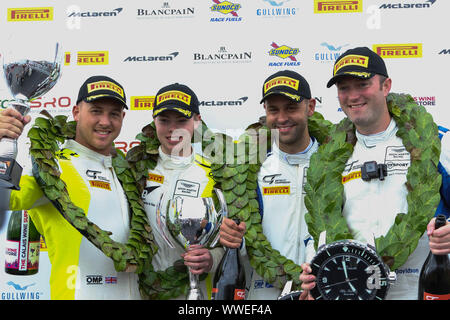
268;42;299;60
314;0;362;13
7;7;53;21
263;186;290;195
130;96;155;110
373;44;422;58
210;0;241;15
86;275;103;285
157;90;191;105
379;0;436;9
148;173;164;184
334;54;369;74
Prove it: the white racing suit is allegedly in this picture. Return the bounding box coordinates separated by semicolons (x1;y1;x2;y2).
246;140;318;300
0;139;140;300
141;147;224;300
339;119;450;300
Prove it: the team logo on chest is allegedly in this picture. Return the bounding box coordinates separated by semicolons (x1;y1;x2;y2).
86;169;111;190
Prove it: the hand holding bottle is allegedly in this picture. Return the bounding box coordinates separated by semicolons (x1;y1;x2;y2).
427;216;450;255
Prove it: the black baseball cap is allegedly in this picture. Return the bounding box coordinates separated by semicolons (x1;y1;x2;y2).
327;46;389;88
152;83;200;119
260;70;311;104
77;75;128;108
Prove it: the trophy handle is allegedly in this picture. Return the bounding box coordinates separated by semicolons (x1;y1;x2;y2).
155;193;176;248
209;188;227;247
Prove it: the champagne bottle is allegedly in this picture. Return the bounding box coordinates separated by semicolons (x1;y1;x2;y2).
418;214;450;300
5;210;40;275
212;219;246;300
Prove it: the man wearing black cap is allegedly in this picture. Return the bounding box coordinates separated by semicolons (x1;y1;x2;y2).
0;75;141;299
219;70;318;299
140;83;224;299
299;47;450;300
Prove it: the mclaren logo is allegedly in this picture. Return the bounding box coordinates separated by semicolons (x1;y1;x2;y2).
199;97;248;106
67;8;123;17
124;52;179;62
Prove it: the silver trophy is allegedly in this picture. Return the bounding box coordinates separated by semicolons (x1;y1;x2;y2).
0;43;62;189
156;188;226;300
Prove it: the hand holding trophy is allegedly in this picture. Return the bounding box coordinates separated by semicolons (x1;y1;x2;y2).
0;42;62;189
156;188;226;300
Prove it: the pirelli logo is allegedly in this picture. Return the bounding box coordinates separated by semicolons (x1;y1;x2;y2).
130;96;155;110
7;7;53;21
148;173;164;184
373;44;422;58
264;76;299;93
78;51;109;65
89;180;112;190
157;90;191;106
87;80;124;98
314;0;362;13
342;171;361;184
334;54;369;75
263;186;290;195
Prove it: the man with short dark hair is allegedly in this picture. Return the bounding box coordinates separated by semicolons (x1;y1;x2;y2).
0;75;141;299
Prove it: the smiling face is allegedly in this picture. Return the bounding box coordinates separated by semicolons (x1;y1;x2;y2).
72;98;125;156
264;94;315;154
336;75;392;135
154;110;201;157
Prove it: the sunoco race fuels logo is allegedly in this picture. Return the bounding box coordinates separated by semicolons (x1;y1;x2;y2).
268;42;300;67
210;0;242;22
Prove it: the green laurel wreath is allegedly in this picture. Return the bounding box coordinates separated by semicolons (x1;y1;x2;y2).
304;93;442;271
28;111;199;299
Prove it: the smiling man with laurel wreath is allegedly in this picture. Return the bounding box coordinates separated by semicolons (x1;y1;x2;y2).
219;70;319;299
0;75;142;300
299;47;450;300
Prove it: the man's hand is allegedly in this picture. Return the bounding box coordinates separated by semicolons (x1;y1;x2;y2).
219;217;246;249
299;263;315;300
182;244;213;275
427;217;450;255
0;108;31;140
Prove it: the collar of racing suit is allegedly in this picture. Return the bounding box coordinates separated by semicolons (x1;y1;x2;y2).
271;137;318;165
158;146;195;170
356;118;397;148
64;139;113;169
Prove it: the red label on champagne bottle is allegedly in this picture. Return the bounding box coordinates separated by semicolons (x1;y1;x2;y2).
423;292;450;300
234;289;245;300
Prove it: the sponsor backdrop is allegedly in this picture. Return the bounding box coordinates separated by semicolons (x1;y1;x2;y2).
0;0;449;300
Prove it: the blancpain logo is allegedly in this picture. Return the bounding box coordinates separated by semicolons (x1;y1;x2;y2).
137;3;195;18
68;8;123;17
199;97;248;106
193;47;252;64
124;52;179;62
